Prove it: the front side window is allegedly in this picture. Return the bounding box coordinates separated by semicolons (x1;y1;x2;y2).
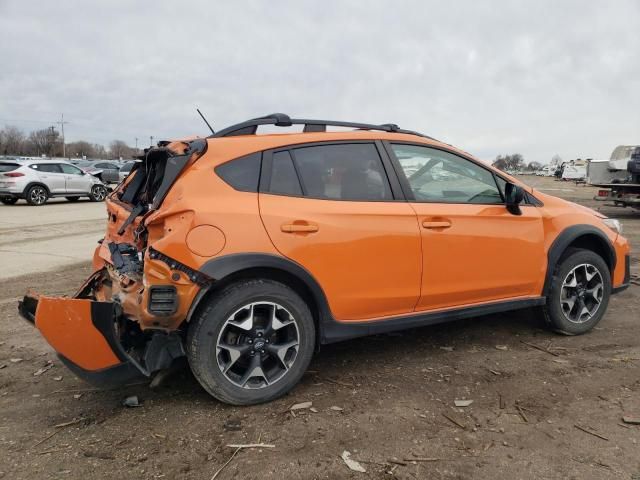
60;164;84;175
391;144;502;204
291;143;392;201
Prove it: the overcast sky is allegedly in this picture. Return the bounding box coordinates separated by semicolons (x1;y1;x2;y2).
1;1;638;163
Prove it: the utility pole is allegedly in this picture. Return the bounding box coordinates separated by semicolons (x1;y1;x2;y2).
150;135;154;147
56;113;69;158
135;137;138;152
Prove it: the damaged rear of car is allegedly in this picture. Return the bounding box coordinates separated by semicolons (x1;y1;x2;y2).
19;138;208;386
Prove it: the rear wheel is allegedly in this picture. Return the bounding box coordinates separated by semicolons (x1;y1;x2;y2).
65;196;80;202
1;196;18;205
89;185;107;202
26;185;48;206
542;248;611;335
187;279;315;405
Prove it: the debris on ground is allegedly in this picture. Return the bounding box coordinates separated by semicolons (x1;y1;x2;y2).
622;416;640;425
454;399;473;407
223;418;242;431
121;395;141;408
73;394;82;399
439;346;454;352
495;345;508;351
574;424;609;441
0;364;6;370
225;443;275;449
341;450;366;473
442;412;467;430
330;406;344;411
9;358;23;363
33;361;53;376
52;376;62;381
289;401;312;411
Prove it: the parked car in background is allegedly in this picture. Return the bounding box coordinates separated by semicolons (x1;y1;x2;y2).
19;113;631;405
0;159;108;205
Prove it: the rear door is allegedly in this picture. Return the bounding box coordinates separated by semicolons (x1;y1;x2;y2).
30;163;66;193
386;143;545;311
60;163;92;193
259;141;422;321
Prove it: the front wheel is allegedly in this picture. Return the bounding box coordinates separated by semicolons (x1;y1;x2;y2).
187;279;316;405
542;248;611;335
89;185;107;202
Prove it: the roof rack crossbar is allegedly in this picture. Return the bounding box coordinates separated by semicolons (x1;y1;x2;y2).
210;113;433;140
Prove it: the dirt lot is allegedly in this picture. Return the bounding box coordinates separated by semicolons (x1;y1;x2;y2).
0;176;638;480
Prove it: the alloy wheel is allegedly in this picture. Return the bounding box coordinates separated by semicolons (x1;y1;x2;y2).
92;185;107;201
560;263;604;324
30;187;47;205
216;302;300;389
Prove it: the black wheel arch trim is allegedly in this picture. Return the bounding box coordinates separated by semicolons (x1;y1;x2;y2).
543;224;617;297
22;182;51;196
198;252;333;325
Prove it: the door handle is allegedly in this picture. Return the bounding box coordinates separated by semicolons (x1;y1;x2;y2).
281;223;319;233
422;220;452;229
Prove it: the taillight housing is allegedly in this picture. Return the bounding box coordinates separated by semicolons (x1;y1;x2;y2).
3;172;24;177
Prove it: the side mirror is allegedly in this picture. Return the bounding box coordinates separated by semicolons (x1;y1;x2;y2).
505;182;524;215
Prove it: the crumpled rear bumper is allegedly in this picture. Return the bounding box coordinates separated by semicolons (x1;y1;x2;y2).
18;292;147;388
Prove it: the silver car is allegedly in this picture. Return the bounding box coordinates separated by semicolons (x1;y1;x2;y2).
0;159;108;206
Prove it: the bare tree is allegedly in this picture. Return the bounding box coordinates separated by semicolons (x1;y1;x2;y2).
0;126;26;155
527;161;542;171
26;127;61;157
493;153;525;171
109;140;135;160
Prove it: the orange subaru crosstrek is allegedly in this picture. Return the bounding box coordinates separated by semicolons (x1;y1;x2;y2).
19;114;631;405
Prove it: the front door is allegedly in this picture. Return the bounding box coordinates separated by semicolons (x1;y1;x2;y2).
387;143;545;311
259;142;422;321
60;163;92;193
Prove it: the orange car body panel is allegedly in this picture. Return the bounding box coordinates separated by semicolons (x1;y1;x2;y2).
34;296;120;371
259;193;422;320
410;203;546;310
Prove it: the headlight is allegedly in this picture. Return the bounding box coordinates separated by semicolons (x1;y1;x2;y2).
602;218;622;234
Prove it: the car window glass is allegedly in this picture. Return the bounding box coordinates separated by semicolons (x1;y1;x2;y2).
391;144;502;204
0;163;20;172
60;164;84;175
270;151;302;196
215;152;261;192
292;143;392;201
31;163;62;173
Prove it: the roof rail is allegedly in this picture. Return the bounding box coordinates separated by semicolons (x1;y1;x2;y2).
209;113;434;140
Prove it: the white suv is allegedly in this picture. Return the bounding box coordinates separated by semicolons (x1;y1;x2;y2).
0;159;108;206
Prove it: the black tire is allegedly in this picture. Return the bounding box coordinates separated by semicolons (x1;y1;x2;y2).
65;196;80;202
89;185;107;202
187;279;316;405
542;248;611;335
25;185;48;206
0;196;18;205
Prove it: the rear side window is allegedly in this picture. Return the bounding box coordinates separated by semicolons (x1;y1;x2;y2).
60;164;84;175
291;143;393;201
270;151;302;196
216;152;261;192
0;163;20;172
30;163;62;173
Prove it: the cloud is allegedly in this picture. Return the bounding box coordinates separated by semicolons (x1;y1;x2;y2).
1;0;638;162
